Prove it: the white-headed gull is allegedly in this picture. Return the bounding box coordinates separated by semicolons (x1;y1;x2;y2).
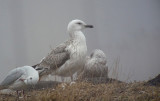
35;19;93;81
0;66;39;98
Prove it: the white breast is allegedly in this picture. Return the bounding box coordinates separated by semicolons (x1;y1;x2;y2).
68;32;87;65
56;32;87;76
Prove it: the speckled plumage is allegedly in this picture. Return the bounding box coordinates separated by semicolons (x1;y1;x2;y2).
35;20;93;78
79;49;108;81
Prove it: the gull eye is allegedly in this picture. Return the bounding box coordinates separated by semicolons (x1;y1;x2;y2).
77;22;82;25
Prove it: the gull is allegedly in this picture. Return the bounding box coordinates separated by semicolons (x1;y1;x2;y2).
35;19;93;81
0;66;39;98
78;49;108;83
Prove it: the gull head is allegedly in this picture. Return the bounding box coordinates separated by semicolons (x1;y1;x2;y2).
24;76;39;85
90;49;106;59
90;49;107;64
67;19;93;33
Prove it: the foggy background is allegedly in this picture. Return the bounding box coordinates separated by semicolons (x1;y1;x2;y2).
0;0;160;82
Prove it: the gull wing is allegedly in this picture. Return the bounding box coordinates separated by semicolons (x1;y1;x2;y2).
37;40;71;71
0;68;24;87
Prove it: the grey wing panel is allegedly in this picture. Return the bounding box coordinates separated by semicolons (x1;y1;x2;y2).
0;69;23;86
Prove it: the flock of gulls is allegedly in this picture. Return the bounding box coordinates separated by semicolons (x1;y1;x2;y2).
0;19;108;98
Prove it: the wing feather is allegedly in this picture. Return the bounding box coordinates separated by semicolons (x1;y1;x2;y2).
37;40;71;71
0;68;23;87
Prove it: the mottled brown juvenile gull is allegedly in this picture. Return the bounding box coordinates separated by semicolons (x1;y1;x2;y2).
35;19;93;80
78;49;108;83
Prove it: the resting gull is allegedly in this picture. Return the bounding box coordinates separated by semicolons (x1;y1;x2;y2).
35;19;93;80
0;66;39;98
78;49;108;83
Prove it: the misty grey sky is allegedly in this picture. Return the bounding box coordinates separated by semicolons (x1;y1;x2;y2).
0;0;160;82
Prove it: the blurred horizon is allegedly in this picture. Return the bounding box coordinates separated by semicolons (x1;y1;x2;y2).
0;0;160;82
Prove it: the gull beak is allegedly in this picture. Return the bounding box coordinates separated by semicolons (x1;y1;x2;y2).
84;25;94;28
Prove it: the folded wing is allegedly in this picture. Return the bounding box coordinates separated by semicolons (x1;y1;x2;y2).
36;40;71;73
0;68;23;88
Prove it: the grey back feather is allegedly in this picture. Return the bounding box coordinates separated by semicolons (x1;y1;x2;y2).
0;68;24;87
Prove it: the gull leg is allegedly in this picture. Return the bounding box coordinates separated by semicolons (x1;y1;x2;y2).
55;75;57;82
70;75;76;85
22;90;26;101
16;90;19;101
70;75;73;81
61;76;65;82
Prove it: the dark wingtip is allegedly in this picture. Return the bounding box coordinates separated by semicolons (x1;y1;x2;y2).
32;64;38;68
